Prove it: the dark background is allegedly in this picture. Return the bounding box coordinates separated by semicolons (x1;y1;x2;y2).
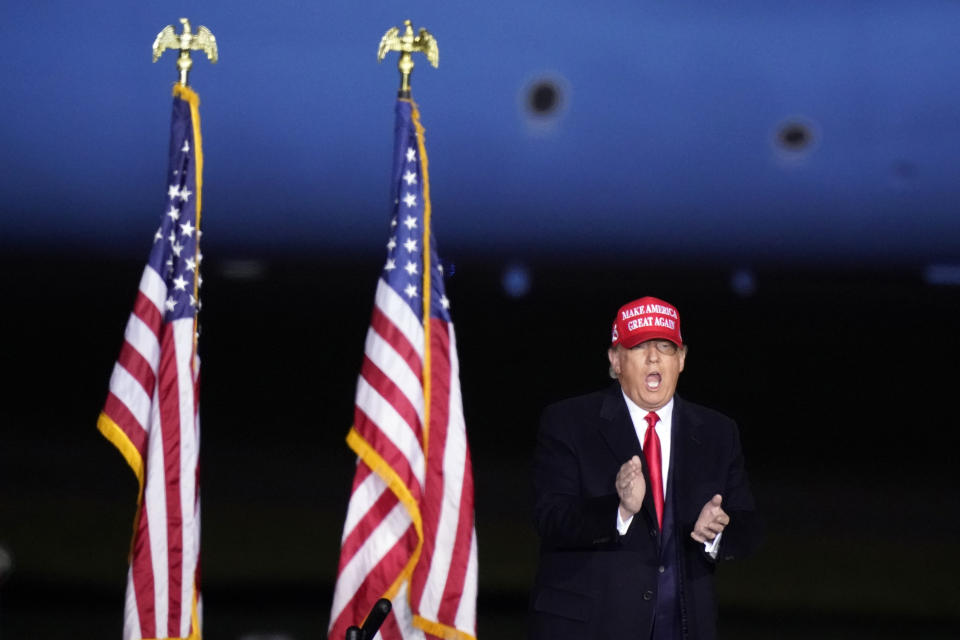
1;252;958;638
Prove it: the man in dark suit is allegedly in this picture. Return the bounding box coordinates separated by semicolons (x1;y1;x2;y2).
530;296;762;640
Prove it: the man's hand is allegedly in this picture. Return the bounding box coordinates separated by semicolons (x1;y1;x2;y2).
691;494;729;543
616;455;646;521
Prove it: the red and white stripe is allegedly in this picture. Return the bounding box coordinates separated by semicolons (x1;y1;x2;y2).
330;279;478;640
101;264;201;640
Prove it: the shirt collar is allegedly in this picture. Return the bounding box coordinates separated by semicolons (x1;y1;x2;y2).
620;391;674;427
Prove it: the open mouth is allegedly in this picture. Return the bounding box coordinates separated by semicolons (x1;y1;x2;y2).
645;373;662;391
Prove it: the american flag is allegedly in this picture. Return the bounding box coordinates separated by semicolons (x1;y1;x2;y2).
98;83;204;640
329;99;478;640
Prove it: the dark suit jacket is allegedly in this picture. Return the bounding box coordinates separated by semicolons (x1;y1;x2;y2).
529;385;762;640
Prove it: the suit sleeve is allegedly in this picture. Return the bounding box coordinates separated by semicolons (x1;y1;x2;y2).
533;404;621;550
713;421;764;562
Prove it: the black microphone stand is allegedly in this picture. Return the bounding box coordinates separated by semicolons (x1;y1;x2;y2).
345;598;392;640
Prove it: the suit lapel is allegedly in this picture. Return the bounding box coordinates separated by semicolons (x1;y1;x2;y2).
598;385;659;530
670;395;704;521
598;385;641;458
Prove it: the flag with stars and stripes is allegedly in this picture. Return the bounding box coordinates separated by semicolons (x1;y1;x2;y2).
329;98;478;640
98;83;204;640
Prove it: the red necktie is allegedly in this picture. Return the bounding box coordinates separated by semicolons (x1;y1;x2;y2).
643;411;664;529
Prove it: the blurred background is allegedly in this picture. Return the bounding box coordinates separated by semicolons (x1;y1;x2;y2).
2;1;959;638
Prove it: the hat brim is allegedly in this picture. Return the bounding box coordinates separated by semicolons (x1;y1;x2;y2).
618;329;683;349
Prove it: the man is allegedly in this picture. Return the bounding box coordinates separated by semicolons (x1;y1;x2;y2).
530;296;762;640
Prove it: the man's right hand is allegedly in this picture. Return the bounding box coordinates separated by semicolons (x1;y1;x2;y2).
615;455;646;520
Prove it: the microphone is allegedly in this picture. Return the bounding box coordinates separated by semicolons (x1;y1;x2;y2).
360;598;392;639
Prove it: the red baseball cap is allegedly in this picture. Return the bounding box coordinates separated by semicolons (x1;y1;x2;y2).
610;296;683;348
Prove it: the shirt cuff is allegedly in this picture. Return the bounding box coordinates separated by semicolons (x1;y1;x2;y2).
616;509;633;535
704;531;722;558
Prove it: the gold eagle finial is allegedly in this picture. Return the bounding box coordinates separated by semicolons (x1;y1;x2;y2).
377;20;438;96
153;18;218;86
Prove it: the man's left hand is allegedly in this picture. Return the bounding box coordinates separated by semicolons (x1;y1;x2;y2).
691;494;729;543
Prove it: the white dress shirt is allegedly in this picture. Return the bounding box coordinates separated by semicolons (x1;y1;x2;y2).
616;392;721;556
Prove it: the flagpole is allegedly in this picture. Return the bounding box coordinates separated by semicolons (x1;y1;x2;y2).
97;20;218;640
331;21;477;640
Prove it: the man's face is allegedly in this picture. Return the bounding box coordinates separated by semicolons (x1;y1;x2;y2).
608;340;686;411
